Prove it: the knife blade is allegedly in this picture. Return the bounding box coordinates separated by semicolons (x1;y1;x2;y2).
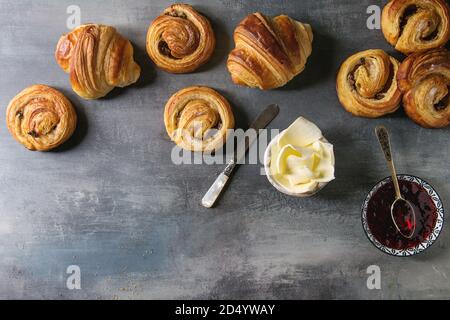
201;104;280;208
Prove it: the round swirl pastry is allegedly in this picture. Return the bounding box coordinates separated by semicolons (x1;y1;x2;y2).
146;4;216;73
381;0;450;55
6;85;77;151
55;24;141;99
336;49;402;118
227;13;313;90
164;86;235;152
397;48;450;128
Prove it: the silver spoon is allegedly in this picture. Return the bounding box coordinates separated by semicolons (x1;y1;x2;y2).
375;125;416;239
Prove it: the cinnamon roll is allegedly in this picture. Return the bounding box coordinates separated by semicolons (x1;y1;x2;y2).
336;49;402;118
6;85;77;151
397;48;450;128
227;13;313;90
164;86;234;152
146;4;216;73
381;0;450;55
55;24;141;99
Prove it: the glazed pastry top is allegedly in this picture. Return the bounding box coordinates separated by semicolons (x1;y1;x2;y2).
382;0;450;54
6;85;77;151
397;48;450;128
336;49;402;118
227;12;313;90
164;86;235;152
146;4;216;73
55;24;141;99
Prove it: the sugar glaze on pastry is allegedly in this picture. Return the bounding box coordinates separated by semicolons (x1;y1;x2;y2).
6;85;77;151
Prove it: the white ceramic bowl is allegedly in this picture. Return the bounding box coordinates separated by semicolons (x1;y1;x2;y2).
263;133;331;197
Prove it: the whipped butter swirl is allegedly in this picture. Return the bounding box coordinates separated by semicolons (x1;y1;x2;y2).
269;117;335;194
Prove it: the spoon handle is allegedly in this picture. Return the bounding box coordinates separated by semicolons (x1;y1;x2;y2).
375;126;402;199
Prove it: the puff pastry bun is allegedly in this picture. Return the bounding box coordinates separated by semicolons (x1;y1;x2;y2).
227;12;313;90
146;4;216;73
397;48;450;128
55;24;141;99
164;86;234;152
336;49;402;118
382;0;450;55
6;85;77;151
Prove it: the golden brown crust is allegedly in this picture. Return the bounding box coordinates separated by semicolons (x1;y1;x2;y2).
381;0;450;55
227;13;313;90
164;86;234;152
397;48;450;128
336;49;402;118
55;24;141;99
146;4;216;73
6;85;77;151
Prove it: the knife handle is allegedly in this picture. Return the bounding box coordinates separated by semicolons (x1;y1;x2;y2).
201;160;235;208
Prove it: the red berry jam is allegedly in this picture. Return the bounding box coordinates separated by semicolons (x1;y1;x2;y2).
366;179;438;250
391;199;415;238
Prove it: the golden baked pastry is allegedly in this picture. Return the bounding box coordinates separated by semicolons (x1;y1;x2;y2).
397;48;450;128
227;12;313;90
381;0;450;55
55;24;141;99
6;85;77;151
164;86;234;152
336;49;402;118
146;4;215;73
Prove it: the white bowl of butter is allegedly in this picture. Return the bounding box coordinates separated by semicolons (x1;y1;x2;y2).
264;117;335;197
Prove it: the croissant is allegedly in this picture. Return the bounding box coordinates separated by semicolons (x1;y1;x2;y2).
146;4;215;73
55;24;141;99
381;0;450;55
336;49;402;118
164;86;235;152
6;85;77;151
397;48;450;128
227;13;313;90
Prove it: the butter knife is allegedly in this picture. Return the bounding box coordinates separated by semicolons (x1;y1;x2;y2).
201;104;280;208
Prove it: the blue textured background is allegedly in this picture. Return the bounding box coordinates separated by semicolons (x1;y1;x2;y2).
0;0;449;299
